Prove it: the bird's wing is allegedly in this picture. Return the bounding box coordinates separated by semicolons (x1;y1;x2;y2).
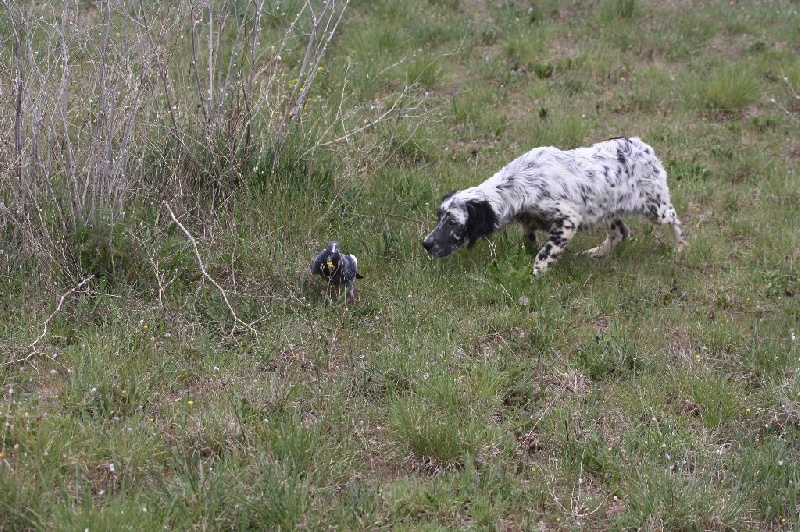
350;255;364;279
343;254;364;281
351;255;364;279
310;250;326;274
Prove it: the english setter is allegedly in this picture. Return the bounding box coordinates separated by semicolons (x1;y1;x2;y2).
422;137;686;275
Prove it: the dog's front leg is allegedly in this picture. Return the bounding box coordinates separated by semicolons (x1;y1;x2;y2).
521;225;538;253
533;217;578;275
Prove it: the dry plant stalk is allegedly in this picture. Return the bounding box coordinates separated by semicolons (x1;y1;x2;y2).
770;75;800;126
164;202;256;337
6;275;95;367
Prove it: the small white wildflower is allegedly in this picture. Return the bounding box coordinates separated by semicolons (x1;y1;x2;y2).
109;463;115;473
91;387;97;394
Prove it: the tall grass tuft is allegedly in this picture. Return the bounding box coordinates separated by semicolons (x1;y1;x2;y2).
599;0;636;23
684;63;761;114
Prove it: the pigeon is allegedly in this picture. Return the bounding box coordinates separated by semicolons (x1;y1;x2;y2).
310;241;364;298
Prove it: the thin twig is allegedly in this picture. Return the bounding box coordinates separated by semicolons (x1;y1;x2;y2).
290;0;350;124
276;0;349;141
188;1;209;125
243;0;265;153
164;202;257;336
769;76;800;126
264;3;308;101
5;1;23;189
136;0;178;132
7;275;95;366
207;3;214;121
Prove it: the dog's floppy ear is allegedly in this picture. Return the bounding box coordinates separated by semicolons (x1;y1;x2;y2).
466;199;498;246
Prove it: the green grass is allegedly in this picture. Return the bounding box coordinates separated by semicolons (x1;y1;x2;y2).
2;0;800;529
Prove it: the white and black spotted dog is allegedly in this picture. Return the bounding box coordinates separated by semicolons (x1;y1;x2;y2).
422;137;686;275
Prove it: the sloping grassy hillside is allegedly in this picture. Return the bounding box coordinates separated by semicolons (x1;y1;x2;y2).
1;0;799;529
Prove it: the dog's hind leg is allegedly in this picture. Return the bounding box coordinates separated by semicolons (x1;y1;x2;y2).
645;200;686;252
533;217;579;275
585;218;630;258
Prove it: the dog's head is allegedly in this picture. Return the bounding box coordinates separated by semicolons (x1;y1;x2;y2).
422;192;498;258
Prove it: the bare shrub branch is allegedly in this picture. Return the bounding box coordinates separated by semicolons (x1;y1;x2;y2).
277;0;350;141
0;0;434;330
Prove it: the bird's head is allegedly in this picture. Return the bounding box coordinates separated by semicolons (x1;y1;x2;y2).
324;241;341;270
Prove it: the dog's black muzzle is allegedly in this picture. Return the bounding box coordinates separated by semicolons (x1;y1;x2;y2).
422;232;460;258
